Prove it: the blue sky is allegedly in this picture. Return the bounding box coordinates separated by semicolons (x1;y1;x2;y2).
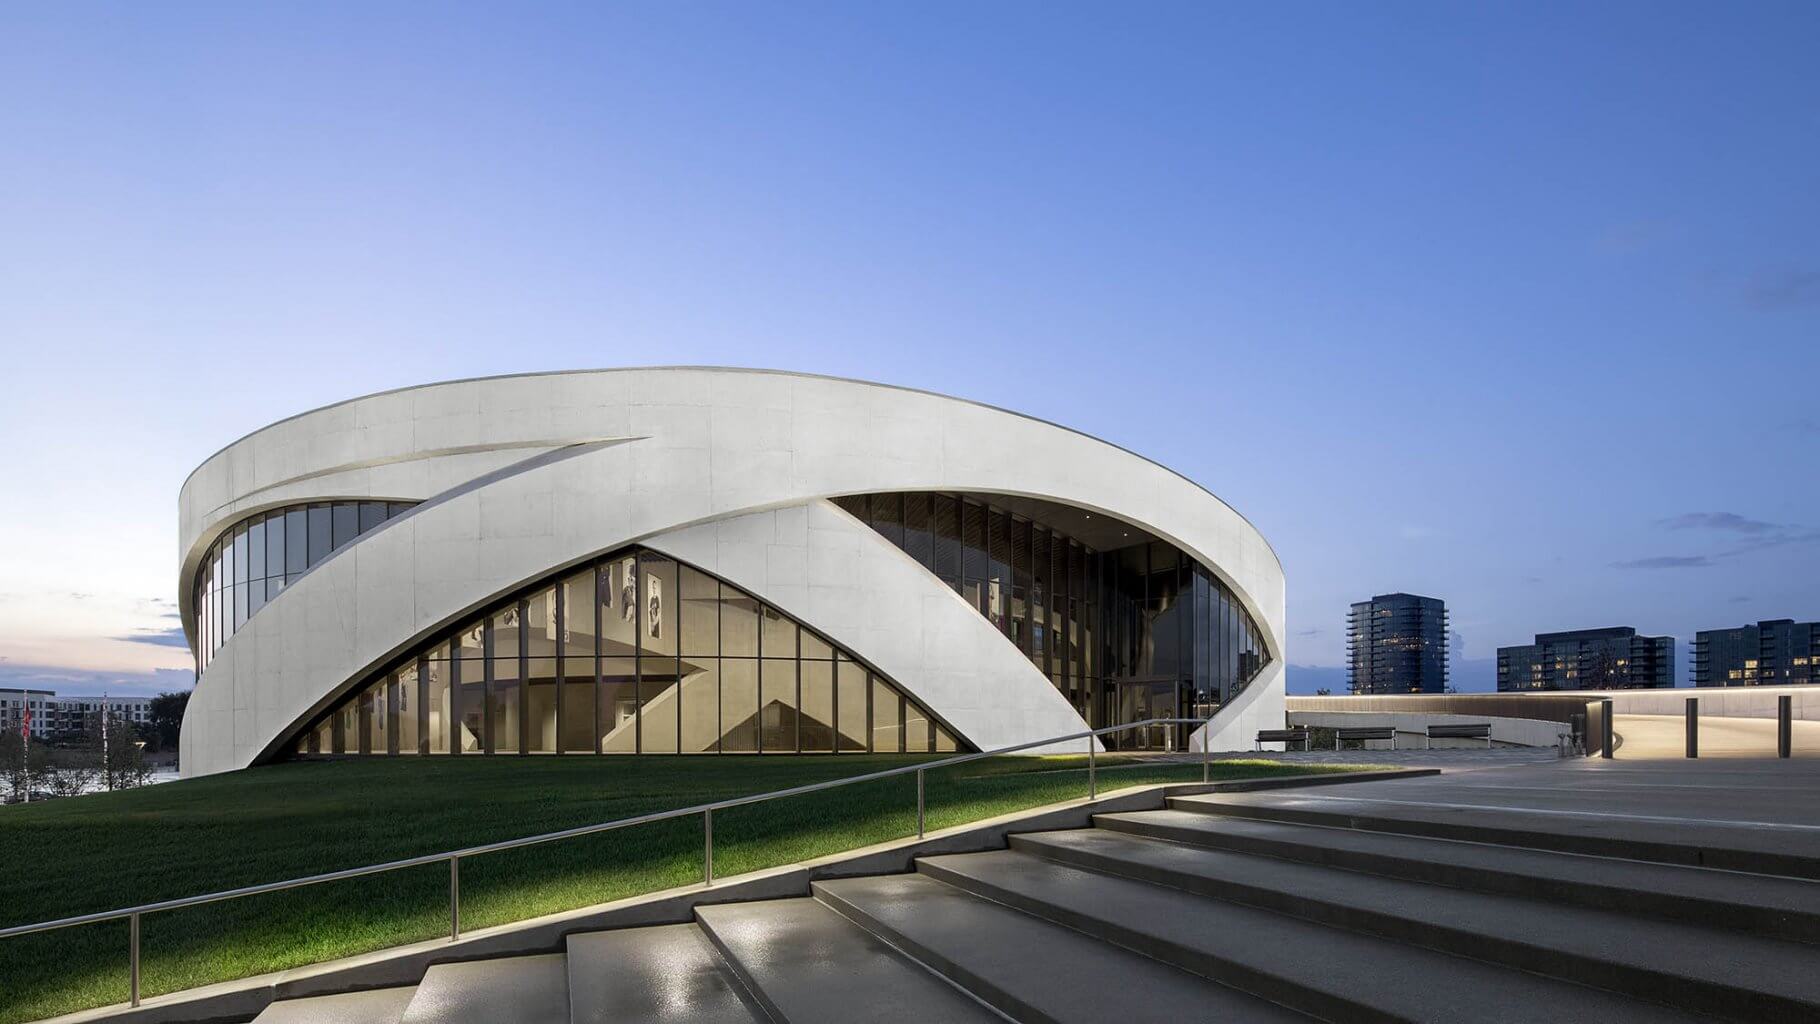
1;2;1815;696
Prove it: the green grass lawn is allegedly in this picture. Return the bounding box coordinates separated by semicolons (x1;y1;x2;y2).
0;754;1381;1023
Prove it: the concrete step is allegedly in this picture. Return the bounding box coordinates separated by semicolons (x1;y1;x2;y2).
694;897;1003;1024
1014;827;1820;1021
251;987;416;1024
1094;808;1820;941
400;953;569;1024
565;923;763;1024
813;872;1311;1023
916;848;1718;1023
1167;790;1820;879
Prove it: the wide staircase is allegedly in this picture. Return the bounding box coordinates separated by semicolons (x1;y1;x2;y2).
250;789;1820;1023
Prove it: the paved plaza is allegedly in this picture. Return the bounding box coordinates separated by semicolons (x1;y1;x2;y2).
1202;755;1820;866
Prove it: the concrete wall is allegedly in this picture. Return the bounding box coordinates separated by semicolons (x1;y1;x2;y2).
1287;710;1569;749
179;369;1287;776
1194;661;1287;754
1287;694;1596;725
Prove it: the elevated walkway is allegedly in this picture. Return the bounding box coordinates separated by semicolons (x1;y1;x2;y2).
111;759;1820;1024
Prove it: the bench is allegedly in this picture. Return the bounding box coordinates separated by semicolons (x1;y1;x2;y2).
1256;728;1311;752
1425;722;1492;748
1334;726;1397;750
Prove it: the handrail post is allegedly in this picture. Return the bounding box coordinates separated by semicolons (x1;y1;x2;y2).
916;767;926;839
448;857;460;941
1087;737;1097;800
1686;697;1698;759
129;912;140;1007
703;808;714;886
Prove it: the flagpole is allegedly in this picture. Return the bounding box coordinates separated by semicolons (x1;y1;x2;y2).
20;696;30;804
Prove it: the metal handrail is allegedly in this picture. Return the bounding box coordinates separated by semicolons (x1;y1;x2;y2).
0;716;1215;1006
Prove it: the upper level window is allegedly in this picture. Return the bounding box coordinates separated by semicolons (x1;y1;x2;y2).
194;500;418;673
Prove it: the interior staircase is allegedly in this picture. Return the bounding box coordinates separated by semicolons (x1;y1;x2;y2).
247;788;1820;1023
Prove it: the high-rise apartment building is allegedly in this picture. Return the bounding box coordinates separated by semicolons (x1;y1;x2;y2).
1347;593;1449;694
1693;619;1820;687
1496;627;1674;692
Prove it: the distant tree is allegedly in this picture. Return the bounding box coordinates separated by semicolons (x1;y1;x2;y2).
0;731;19;798
45;748;99;798
0;733;57;802
81;708;154;791
1582;648;1620;689
149;691;189;752
109;713;153;790
1314;688;1332;696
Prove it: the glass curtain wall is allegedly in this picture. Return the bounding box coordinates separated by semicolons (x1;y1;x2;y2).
193;500;418;674
296;546;959;758
833;492;1269;750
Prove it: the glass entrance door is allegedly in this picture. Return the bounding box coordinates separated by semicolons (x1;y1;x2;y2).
1113;680;1180;750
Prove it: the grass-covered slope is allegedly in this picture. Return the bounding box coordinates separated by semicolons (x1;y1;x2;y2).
0;754;1374;1022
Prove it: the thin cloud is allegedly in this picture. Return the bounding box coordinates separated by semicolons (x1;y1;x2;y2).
1592;220;1673;256
1732;526;1820;553
1295;628;1322;638
1745;269;1820;310
1658;512;1780;534
1611;555;1714;570
1619;513;1820;570
0;662;193;696
116;626;190;649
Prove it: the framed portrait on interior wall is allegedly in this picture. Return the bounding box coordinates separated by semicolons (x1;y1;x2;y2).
646;573;663;640
620;557;637;622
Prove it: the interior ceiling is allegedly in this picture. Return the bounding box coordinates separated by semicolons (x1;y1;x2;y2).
956;492;1159;552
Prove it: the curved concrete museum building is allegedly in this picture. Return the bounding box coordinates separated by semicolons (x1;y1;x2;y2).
177;369;1284;777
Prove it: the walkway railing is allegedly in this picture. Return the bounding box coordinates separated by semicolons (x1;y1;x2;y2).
0;717;1217;1008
